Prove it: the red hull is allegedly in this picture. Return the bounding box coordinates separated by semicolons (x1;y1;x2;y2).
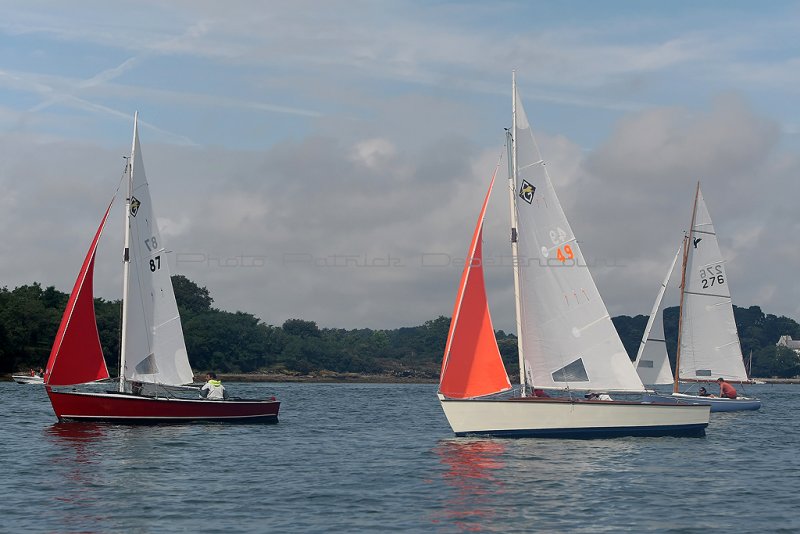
46;387;280;423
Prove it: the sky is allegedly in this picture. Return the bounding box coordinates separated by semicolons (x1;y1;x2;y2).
1;1;799;331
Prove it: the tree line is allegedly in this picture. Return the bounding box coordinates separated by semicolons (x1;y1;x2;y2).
1;276;799;378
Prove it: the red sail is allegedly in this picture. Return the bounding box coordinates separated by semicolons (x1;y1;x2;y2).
439;171;511;399
45;205;112;386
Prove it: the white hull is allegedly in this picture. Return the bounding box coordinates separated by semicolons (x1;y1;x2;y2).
646;392;762;412
12;375;44;384
438;394;710;438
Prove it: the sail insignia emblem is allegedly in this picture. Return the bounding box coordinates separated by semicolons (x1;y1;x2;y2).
519;180;535;204
693;237;702;248
130;196;141;217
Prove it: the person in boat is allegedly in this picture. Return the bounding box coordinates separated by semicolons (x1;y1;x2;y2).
584;392;612;401
200;372;227;400
717;377;737;399
533;388;550;398
697;387;712;397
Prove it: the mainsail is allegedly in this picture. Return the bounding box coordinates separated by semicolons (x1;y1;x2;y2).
677;185;748;382
635;244;681;386
121;116;193;386
512;84;644;393
45;205;112;386
439;167;512;399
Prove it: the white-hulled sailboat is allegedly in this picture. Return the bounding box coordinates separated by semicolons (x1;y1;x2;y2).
44;114;280;423
437;74;710;438
644;184;761;412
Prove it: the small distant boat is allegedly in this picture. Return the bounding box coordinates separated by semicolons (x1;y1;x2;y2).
12;374;44;385
641;184;761;412
44;114;280;423
437;73;710;438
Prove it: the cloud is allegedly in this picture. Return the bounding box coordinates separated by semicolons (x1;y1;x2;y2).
2;1;800;333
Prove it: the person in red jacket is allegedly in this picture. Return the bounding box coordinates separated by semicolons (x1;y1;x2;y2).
717;377;737;399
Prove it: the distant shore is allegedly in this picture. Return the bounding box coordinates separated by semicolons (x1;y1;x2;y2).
4;372;798;384
204;374;800;384
201;372;440;384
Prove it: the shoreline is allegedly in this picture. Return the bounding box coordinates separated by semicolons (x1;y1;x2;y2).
4;372;798;385
204;372;440;384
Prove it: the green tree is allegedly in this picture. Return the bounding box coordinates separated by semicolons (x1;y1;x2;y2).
172;275;213;314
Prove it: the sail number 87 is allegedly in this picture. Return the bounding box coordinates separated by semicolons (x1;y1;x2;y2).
150;256;161;272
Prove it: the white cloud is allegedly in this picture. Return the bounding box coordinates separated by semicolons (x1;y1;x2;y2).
2;1;800;332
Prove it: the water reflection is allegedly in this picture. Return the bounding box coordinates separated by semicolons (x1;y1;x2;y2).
432;439;507;531
44;423;110;532
45;422;106;455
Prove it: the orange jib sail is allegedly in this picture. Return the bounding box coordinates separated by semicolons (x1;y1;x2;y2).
439;171;511;399
45;204;112;386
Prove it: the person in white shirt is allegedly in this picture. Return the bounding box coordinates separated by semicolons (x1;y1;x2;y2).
200;372;227;400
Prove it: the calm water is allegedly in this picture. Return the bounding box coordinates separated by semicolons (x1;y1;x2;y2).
2;381;799;532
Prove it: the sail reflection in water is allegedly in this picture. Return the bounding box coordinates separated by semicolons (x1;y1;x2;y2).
45;423;110;528
432;439;507;531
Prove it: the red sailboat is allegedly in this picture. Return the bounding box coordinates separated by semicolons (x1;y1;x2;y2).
44;114;279;423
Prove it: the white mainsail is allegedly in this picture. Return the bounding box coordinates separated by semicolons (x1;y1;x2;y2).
635;244;681;386
512;83;644;393
678;186;748;382
121;116;194;386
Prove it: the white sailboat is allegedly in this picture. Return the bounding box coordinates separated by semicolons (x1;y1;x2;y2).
645;183;761;412
634;245;681;386
437;74;710;438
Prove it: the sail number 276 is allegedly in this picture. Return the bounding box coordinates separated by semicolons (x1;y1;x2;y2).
700;264;724;289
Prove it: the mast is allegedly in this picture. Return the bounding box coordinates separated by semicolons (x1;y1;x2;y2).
508;71;527;397
118;112;137;392
673;181;701;394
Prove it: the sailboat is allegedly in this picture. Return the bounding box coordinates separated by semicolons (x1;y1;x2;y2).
437;74;710;438
634;245;681;386
43;114;280;423
644;184;761;412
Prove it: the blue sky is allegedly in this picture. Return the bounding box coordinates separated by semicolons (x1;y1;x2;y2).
1;1;799;329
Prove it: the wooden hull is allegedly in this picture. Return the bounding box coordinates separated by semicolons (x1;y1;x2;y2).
646;392;762;412
438;395;710;438
46;387;280;423
12;375;44;384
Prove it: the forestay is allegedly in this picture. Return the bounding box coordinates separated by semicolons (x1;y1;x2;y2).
513;87;644;393
678;187;748;381
122;119;194;386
